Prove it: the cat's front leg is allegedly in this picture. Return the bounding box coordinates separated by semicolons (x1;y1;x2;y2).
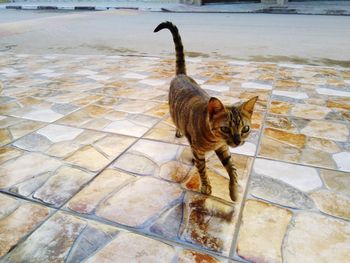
191;147;211;195
215;145;239;202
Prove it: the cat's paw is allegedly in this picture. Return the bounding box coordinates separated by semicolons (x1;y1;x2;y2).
200;184;212;195
175;130;183;138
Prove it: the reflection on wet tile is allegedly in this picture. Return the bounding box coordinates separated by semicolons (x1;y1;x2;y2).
177;249;224;263
180;192;236;255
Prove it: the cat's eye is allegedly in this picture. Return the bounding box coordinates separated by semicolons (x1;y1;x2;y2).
220;127;230;133
242;125;250;133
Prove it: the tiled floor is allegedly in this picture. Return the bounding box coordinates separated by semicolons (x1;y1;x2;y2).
0;53;349;262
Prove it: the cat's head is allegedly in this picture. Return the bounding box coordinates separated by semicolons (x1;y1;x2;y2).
208;96;258;148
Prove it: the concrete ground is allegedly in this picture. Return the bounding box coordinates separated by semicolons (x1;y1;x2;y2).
0;9;350;67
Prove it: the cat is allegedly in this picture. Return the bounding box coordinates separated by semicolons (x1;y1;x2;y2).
154;21;258;202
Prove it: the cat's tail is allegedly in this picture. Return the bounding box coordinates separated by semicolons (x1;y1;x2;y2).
154;21;186;76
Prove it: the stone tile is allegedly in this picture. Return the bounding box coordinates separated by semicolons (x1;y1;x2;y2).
13;133;52;152
320;170;350;196
14;108;64;122
180;192;236;255
305;137;340;153
95;177;182;227
0;202;50;257
37;124;83;142
10;172;52;197
0;116;45;146
0;194;20;219
93;134;137;157
0;152;62;189
112;99;160;114
291;103;332;120
253;159;322;192
85;232;176;263
264;127;306;149
149;203;183;240
265;115;300;133
103;115;158;137
237;200;292;263
250;174;314;209
229;141;256;156
259;136;302;163
284;212;350;263
3;212;86;262
65;222;119;263
113;152;158;176
301;120;349;142
333;152;350;172
316;87;350;98
301;148;337;169
143;120;188;145
0;128;12;146
65;145;111;172
310;190;350;220
272;90;308;99
241;82;272;90
67;169;134;214
327;98;350;111
33;166;94;207
114;139;183;174
269;100;292;115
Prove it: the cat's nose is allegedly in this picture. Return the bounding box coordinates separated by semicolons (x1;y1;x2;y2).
233;134;241;145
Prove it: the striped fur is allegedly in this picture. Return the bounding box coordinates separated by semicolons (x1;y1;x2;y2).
154;21;258;202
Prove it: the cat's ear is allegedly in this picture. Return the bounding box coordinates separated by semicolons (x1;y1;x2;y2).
240;96;258;116
208;97;225;119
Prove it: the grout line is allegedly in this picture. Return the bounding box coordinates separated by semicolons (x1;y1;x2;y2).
228;64;277;259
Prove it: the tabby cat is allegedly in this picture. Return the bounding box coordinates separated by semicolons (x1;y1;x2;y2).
154;21;258;202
